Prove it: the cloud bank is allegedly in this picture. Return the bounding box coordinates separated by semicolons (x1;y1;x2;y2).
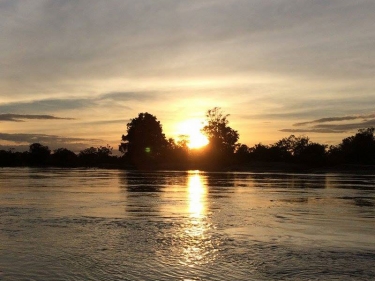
293;113;375;127
281;113;375;134
0;0;374;147
0;133;104;153
0;114;74;122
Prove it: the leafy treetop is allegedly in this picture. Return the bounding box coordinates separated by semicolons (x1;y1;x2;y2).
202;107;239;154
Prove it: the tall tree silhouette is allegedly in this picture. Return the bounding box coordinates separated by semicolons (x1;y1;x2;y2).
29;143;51;166
119;112;169;169
52;148;77;167
330;127;375;164
201;107;239;167
78;145;113;166
273;135;326;163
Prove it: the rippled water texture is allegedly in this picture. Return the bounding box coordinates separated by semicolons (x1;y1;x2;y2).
0;168;374;280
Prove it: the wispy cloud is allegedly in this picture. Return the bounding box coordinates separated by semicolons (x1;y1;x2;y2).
0;114;74;122
313;119;375;131
0;98;93;113
0;92;157;114
78;119;128;126
1;0;374;100
0;133;101;144
281;113;375;134
280;128;347;134
99;91;157;102
293;113;375;126
0;133;105;153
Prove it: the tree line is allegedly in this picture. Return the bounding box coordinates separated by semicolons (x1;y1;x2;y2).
0;143;119;168
1;107;375;170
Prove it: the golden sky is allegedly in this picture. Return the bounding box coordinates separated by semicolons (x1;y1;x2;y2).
1;1;375;152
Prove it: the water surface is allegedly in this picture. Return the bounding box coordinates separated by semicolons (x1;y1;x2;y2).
0;168;374;280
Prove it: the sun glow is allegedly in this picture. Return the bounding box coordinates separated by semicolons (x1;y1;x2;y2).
176;119;209;149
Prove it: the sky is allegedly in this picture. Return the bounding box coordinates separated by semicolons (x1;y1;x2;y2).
1;0;375;153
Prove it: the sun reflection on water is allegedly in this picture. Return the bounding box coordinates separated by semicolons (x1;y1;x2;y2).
179;171;218;267
188;171;207;218
156;171;220;268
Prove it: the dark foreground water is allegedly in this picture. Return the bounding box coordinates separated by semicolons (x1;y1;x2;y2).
0;168;374;281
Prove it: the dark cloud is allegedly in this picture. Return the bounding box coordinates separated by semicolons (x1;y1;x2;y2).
0;91;162;114
293;113;375;126
0;144;30;152
0;133;105;153
0;143;86;154
0;98;93;113
79;119;128;125
0;114;74;122
313;119;375;131
237;94;375;125
99;91;157;102
281;115;375;134
280;128;347;134
0;133;101;144
238;111;323;121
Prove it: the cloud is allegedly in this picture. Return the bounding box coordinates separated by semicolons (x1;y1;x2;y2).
0;98;94;113
281;113;375;134
99;91;157;102
0;133;100;144
78;119;128;126
1;0;374;101
238;110;327;121
280;128;347;134
0;133;105;153
313;119;375;131
293;113;375;126
0;92;158;114
0;144;30;152
0;114;74;122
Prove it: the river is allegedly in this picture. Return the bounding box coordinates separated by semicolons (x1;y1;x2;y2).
0;168;374;280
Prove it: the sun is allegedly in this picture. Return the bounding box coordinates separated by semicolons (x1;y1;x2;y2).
176;119;209;149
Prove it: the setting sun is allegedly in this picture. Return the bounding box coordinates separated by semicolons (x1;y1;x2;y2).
176;119;209;149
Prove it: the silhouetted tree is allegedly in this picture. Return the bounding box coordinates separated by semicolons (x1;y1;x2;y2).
297;142;327;166
119;112;169;169
78;147;98;166
235;143;250;164
202;107;239;153
29;143;51;166
248;135;326;166
75;145;116;167
97;145;114;165
52;148;78;167
272;135;326;164
327;144;343;165
163;136;190;169
249;143;275;162
1;149;29;167
329;128;375;164
97;145;112;157
0;149;13;166
201;107;239;167
272;135;302;161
